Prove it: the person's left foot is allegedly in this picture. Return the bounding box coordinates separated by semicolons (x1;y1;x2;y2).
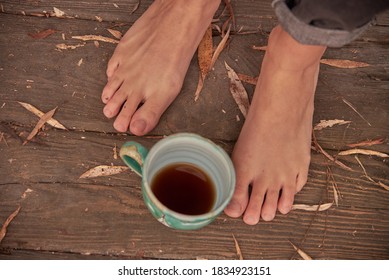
224;26;326;224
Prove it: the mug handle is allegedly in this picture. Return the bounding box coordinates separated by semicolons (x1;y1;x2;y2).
119;142;149;177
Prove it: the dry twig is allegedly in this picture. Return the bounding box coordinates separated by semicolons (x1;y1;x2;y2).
0;206;21;244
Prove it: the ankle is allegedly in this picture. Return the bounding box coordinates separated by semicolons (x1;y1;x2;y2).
266;25;326;71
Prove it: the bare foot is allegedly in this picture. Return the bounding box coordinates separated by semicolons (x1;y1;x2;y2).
102;0;220;135
224;26;326;225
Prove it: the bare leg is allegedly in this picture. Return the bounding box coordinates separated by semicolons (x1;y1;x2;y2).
102;0;220;135
224;25;327;225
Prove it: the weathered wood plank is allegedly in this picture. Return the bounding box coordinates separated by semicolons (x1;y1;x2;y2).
1;181;388;260
0;13;388;146
0;128;388;209
0;127;388;259
1;0;388;34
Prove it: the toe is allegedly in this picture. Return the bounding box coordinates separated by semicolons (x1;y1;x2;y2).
103;89;128;118
224;180;250;218
260;188;280;221
296;168;308;193
129;95;172;136
101;76;123;104
113;98;142;132
277;185;295;214
106;56;120;79
242;181;266;225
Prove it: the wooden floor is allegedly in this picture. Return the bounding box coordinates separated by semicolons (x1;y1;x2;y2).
0;0;388;260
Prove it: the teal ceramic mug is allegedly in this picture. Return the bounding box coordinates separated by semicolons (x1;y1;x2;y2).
119;133;236;230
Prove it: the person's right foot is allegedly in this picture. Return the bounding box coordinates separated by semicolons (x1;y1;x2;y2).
101;0;221;135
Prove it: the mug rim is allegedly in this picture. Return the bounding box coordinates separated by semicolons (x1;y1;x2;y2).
142;133;236;221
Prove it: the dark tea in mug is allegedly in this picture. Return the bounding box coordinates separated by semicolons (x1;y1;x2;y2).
151;162;216;215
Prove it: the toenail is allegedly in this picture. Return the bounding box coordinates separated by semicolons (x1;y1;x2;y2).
245;216;258;225
131;119;147;135
225;200;241;213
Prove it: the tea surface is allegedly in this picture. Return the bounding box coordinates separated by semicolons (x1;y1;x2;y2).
151;163;216;215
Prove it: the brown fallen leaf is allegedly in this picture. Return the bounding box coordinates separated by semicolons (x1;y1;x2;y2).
194;25;213;101
313;119;351;131
342;97;371;126
95;15;103;22
72;35;119;44
113;144;118;160
312;132;353;171
28;29;56;39
79;165;129;179
107;28;123;39
0;206;21;244
53;7;65;18
252;45;267;51
327;167;341;207
289;241;312;260
237;73;258;85
320;59;370;69
338;148;388;158
210;24;231;69
355;156;389;191
23;107;58;145
18;101;66;130
223;0;236;30
225;62;250;118
56;43;86;50
291;202;333;212
232;234;243;260
198;25;213;79
347;138;385;148
130;1;140;15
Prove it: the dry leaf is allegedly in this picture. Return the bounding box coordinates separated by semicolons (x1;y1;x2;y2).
320;59;370;69
194;25;213;101
314;119;351;131
28;29;56;39
53;7;65;17
289;241;312;260
347;138;385;148
56;43;86;50
210;24;231;69
225;62;250;118
312;132;353;171
130;1;140;14
0;206;21;244
23;107;58;145
198;25;213;78
292;202;333;212
355;156;389;191
79;165;129;179
18;101;66;130
21;188;33;199
342;97;371;126
77;58;83;67
338;148;388;158
232;234;243;260
223;0;235;29
252;45;267;51
72;35;119;44
113;144;118;160
107;28;123;39
237;73;258;85
332;183;339;207
95;15;103;22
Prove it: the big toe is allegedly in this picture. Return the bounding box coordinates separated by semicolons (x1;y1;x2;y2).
129;97;171;136
224;182;249;218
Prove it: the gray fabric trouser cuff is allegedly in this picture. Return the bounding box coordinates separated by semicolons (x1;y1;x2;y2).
272;0;372;47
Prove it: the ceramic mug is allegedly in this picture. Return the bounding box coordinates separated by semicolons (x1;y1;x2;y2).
119;133;236;230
